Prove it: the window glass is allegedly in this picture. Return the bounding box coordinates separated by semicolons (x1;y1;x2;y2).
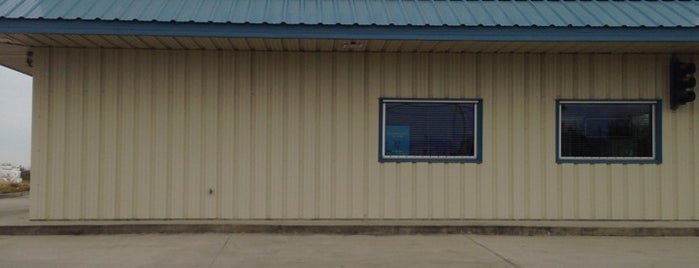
558;101;659;163
381;100;480;162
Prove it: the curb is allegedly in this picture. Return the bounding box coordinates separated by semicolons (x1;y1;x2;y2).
1;224;697;236
0;191;29;199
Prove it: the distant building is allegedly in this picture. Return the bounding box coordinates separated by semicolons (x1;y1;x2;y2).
0;163;21;183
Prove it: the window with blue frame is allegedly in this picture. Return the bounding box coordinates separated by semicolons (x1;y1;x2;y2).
557;100;661;164
380;99;482;163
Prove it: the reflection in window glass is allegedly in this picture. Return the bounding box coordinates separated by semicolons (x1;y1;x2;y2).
558;101;657;161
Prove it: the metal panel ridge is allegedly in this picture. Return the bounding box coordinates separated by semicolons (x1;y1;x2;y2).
0;0;697;28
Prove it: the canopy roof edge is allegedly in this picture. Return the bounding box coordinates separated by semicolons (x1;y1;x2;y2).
2;19;699;43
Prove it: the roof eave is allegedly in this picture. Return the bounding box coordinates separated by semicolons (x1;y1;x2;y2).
1;19;699;43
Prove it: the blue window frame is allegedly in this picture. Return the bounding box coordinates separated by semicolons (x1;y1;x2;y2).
556;100;662;164
379;99;482;163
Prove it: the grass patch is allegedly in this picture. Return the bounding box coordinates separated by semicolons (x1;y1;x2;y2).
0;180;30;194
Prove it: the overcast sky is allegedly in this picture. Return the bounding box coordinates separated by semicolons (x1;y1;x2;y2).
0;66;32;168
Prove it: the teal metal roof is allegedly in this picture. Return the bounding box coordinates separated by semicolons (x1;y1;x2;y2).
1;0;699;42
1;0;698;28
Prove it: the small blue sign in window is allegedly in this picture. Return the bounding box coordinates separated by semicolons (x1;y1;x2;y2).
385;126;410;155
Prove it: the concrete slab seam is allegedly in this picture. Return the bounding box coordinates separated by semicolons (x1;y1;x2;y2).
466;235;520;268
209;234;232;268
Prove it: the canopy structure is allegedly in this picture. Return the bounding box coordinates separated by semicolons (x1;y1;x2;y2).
4;1;699;222
1;0;699;74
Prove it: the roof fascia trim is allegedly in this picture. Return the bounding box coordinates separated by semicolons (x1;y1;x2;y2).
1;19;699;42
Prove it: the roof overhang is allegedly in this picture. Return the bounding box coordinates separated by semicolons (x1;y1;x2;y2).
2;18;699;77
2;19;699;42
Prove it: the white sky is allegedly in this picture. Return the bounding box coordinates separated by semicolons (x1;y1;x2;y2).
0;66;32;168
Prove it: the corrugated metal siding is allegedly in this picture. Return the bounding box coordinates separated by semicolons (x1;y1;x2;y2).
2;0;698;27
30;48;699;220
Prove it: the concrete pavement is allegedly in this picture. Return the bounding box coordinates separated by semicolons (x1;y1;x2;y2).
0;194;30;225
2;195;699;267
1;234;699;267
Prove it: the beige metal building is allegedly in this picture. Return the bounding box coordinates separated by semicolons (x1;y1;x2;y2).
1;0;698;221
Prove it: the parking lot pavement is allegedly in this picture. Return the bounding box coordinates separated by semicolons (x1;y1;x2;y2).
0;234;509;268
469;235;699;268
1;234;698;268
0;194;30;225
